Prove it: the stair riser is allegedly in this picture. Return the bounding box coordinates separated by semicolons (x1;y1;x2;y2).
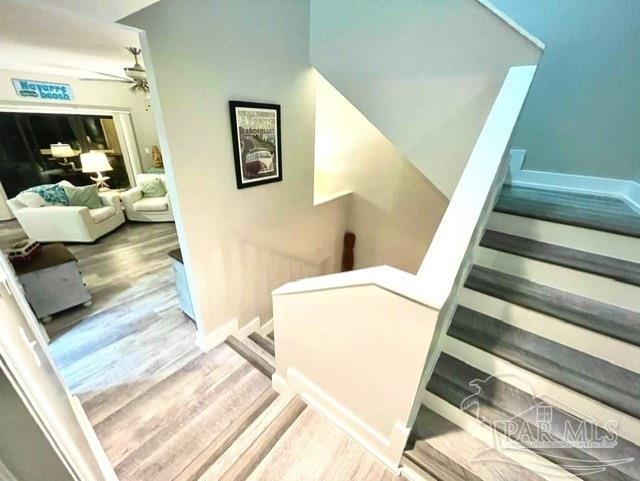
475;246;640;311
448;305;640;419
441;337;640;446
488;212;640;264
458;288;640;373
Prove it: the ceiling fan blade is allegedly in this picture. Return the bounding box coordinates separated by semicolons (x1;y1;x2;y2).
83;70;132;81
79;78;133;83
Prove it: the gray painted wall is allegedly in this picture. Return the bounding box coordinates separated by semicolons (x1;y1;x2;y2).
0;370;73;481
491;0;640;182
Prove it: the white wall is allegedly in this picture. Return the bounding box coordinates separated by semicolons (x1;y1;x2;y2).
122;0;349;337
491;0;640;182
314;74;448;273
0;68;159;171
310;0;542;198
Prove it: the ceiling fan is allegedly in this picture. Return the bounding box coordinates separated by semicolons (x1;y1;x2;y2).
80;47;149;93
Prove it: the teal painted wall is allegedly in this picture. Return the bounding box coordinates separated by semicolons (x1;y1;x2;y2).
491;0;640;182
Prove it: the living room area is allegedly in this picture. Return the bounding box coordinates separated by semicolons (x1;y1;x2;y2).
0;0;199;439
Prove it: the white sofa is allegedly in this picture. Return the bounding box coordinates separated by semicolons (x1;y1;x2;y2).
121;173;174;222
7;192;125;243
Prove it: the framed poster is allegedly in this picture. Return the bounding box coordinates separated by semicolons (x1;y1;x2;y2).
229;101;282;189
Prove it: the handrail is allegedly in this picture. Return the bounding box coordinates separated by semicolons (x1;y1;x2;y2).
277;65;537;309
416;64;537;308
274;265;438;309
271;64;538;469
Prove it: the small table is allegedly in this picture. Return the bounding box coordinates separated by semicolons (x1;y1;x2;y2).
168;248;195;322
12;244;91;323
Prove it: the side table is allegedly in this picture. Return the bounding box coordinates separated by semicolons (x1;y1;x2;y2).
11;244;92;323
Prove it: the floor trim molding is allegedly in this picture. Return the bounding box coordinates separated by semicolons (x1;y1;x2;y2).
507;149;640;210
195;318;238;352
0;459;18;481
69;395;119;481
273;368;406;474
259;318;274;336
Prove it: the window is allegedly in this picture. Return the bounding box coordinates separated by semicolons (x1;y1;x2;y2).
0;112;131;198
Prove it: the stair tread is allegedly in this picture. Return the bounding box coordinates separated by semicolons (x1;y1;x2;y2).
449;305;640;419
249;332;276;356
427;353;640;481
405;406;546;481
465;265;640;346
225;336;275;378
172;389;279;481
481;229;640;286
218;396;307;481
494;185;640;238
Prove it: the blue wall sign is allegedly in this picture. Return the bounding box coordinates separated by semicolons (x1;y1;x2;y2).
12;79;74;102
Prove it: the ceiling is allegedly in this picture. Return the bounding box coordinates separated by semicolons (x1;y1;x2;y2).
9;0;159;23
0;0;155;79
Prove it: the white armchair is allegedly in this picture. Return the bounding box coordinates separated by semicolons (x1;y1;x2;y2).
7;192;125;243
121;173;174;222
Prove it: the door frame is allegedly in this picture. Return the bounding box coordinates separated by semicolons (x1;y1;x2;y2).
0;103;143;220
0;253;116;481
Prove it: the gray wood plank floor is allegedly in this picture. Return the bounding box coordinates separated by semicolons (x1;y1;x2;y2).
247;405;404;481
1;220;397;480
495;185;640;237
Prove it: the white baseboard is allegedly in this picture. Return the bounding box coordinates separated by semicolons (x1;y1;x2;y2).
274;367;407;474
508;149;640;210
236;317;260;339
195;318;238;352
400;456;438;481
69;395;119;481
259;318;274;336
0;459;18;481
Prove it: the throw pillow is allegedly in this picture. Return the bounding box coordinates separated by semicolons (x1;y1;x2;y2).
16;191;49;208
18;184;69;207
140;177;167;197
62;184;102;209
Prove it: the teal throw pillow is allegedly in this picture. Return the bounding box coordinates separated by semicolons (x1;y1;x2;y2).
26;184;69;206
62;184;102;209
140;177;167;197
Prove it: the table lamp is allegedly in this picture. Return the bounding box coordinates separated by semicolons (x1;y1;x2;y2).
80;151;113;191
50;143;76;168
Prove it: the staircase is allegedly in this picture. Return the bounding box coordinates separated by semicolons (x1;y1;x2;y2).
405;184;640;481
177;331;296;481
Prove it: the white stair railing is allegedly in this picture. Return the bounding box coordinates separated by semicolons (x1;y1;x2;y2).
271;65;538;469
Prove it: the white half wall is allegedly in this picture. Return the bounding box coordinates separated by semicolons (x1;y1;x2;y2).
310;0;542;198
122;0;349;337
314;73;448;273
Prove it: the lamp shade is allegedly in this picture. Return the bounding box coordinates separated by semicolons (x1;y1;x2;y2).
50;143;76;158
80;151;113;173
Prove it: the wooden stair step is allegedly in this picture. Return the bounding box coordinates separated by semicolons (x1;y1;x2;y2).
218;396;307;480
449;305;640;419
172;389;279;481
481;229;640;287
225;336;275;378
405;406;546;481
249;332;275;356
427;353;640;481
465;265;640;346
494;185;640;238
